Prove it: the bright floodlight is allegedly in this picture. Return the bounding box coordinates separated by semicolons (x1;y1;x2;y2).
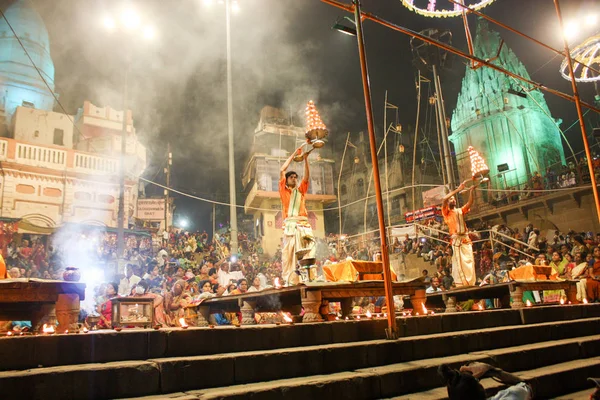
585;14;598;27
179;219;189;228
143;25;156;40
120;8;141;30
103;16;116;32
231;1;240;13
563;21;578;41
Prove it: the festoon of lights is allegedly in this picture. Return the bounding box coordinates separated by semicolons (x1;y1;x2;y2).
294;100;329;162
399;0;496;18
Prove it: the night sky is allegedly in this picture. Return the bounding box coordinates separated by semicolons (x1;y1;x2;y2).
19;0;600;232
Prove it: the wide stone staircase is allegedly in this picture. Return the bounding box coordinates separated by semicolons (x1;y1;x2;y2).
1;305;600;399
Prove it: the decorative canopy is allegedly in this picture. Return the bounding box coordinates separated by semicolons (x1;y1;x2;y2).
399;0;496;18
560;34;600;83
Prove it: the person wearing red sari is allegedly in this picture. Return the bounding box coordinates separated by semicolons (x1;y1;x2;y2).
586;247;600;302
97;282;119;329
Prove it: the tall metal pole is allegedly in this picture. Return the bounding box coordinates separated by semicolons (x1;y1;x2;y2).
384;91;391;222
165;143;171;232
117;59;129;259
226;0;239;255
433;65;455;189
554;0;600;225
436;72;456;189
338;133;350;239
411;71;422;210
353;0;398;339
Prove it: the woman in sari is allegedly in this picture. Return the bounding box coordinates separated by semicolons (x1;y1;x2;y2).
97;282;119;329
164;279;191;326
131;280;168;326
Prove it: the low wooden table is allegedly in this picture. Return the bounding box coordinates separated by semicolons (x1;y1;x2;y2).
0;278;86;331
425;280;578;312
190;279;426;325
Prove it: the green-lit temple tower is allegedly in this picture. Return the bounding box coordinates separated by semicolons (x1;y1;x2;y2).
450;19;566;190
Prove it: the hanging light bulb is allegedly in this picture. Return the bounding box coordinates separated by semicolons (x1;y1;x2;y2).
399;144;405;153
354;156;360;164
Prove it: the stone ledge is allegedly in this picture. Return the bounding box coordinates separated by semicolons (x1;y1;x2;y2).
0;360;160;400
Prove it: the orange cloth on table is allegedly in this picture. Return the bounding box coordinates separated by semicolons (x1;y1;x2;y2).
509;265;559;281
278;177;308;219
323;260;397;282
0;254;6;279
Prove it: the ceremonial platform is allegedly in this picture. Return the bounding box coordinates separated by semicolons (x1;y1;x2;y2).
0;278;85;332
426;280;579;312
194;279;426;325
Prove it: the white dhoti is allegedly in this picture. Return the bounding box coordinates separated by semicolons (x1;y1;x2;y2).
282;216;315;285
451;234;476;287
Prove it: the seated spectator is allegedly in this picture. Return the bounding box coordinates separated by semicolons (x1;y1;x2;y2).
426;276;443;293
247;276;264;292
229;278;248;295
164;279;191;325
131;280;167;326
421;269;431;284
197;279;216;300
586;246;600;302
97;282;119;329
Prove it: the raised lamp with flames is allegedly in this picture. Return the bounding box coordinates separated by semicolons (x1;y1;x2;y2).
461;146;490;192
294;100;329;162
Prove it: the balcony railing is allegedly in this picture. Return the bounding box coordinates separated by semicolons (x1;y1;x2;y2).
74;153;118;174
16;143;66;168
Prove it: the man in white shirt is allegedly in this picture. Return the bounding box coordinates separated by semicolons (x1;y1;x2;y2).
118;264;141;296
217;262;237;288
426;276;443;294
162;229;169;246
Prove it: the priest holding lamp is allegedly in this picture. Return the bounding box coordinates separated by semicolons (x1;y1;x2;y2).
442;146;489;287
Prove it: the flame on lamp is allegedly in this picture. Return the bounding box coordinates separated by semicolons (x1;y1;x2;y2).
467;146;489;179
422;304;428;314
42;324;55;334
305;100;327;133
583;298;589;304
560;298;565;305
526;300;532;307
274;278;282;289
478;304;484;311
365;310;372;318
6;331;13;336
281;312;293;323
179;318;189;329
82;327;89;333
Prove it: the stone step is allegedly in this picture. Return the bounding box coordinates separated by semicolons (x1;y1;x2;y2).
2;319;600;400
555;387;597;400
2;304;599;372
182;354;600;400
123;333;600;400
149;319;600;394
390;354;600;400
